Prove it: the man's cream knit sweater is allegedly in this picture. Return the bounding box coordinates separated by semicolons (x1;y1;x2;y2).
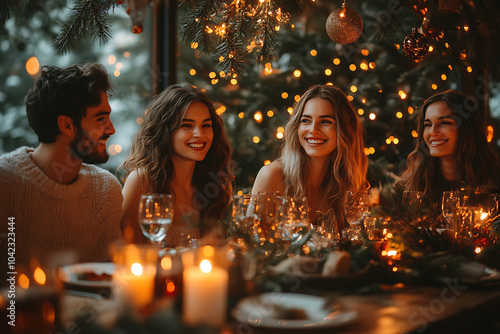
0;147;123;271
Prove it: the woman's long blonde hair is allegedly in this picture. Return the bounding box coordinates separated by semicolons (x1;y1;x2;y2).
123;85;234;223
280;84;368;223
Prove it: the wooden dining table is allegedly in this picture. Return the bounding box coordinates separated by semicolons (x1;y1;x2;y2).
59;282;500;334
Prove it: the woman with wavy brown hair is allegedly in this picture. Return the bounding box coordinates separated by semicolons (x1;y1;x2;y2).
397;89;500;205
251;84;368;232
122;85;234;247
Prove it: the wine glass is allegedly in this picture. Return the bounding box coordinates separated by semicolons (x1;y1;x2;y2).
139;194;174;247
344;191;369;240
402;190;425;218
276;196;310;247
442;191;460;230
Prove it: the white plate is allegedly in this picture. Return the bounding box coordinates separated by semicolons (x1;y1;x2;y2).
59;262;114;289
231;292;357;329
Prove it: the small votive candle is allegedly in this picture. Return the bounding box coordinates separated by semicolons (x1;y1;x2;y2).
183;259;228;327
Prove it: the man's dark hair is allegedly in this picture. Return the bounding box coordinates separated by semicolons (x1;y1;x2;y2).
25;63;112;143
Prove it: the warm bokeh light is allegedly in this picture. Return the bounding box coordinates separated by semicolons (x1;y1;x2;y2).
26;57;40;75
398;90;407;99
396;111;403;119
211;79;219;85
189;69;196;75
347;95;354;101
467;66;472;73
238;112;244;119
487;125;494;142
369;62;376;69
358;108;364;115
325;69;332;76
369;113;376;120
108;55;116;65
124;51;131;58
448;65;453;70
216;106;226;115
264;160;271;165
161;257;172;270
114;70;120;77
441;74;447;81
116;62;123;70
190;42;198;49
254;111;263;123
34;267;46;285
349;64;357;71
281;92;288;99
293;70;301;78
408;106;414;114
412;130;418;138
360;62;368;71
267;110;274;117
19;274;30;289
203;246;215;257
253;136;260;143
237;190;243;196
333;58;340;65
294;95;301;102
287;107;293;114
394;44;400;50
276;132;284;139
137;117;144;125
310;49;317;56
350;85;357;93
431;84;438;90
209;72;216;78
166;281;176;293
230;79;238;85
361;49;369;56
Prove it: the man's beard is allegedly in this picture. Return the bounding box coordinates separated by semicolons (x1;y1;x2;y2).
70;127;109;164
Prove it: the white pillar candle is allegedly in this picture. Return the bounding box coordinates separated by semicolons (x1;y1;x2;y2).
183;260;228;327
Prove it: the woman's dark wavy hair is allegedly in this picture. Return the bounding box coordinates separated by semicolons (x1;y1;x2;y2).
123;85;234;223
25;63;111;143
398;89;500;203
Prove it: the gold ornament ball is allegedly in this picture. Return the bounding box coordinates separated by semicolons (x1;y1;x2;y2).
403;29;428;60
326;4;363;44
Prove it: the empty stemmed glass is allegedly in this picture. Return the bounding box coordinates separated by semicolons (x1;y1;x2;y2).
343;190;369;240
139;194;174;248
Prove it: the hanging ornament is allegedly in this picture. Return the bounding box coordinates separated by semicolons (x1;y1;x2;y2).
125;0;152;34
326;1;363;44
403;28;429;60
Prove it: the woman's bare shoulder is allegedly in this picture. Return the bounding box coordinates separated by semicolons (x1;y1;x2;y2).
251;161;285;195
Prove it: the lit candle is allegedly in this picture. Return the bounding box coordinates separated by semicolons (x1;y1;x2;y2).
111;244;157;311
183;259;228;327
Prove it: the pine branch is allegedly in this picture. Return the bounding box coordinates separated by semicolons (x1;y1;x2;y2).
179;0;218;53
53;0;120;54
0;0;26;25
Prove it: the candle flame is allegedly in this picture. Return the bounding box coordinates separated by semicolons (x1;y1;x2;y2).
480;212;488;220
131;263;143;276
200;259;212;273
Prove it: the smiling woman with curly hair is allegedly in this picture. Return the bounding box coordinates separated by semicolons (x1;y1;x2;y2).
122;85;234;247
